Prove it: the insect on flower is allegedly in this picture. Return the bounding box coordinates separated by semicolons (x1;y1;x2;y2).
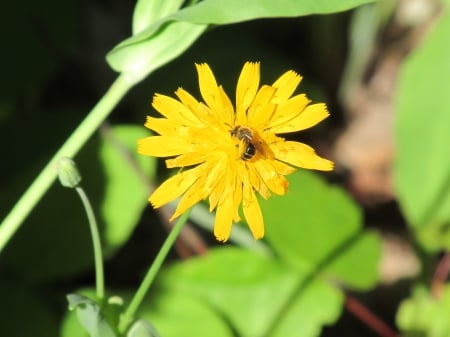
137;62;334;242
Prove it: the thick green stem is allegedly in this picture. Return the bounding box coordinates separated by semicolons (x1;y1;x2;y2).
119;210;191;333
76;186;105;300
0;75;132;254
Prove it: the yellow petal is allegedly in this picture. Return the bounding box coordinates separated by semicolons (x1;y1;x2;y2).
214;196;234;242
270;103;330;134
152;94;201;125
271;70;302;103
171;175;208;219
144;116;187;136
137;136;191;157
149;167;201;208
272;141;334;171
242;185;264;239
266;94;310;131
253;160;289;195
195;63;234;125
247;85;277;130
243;163;271;199
166;152;211;168
236;62;260;125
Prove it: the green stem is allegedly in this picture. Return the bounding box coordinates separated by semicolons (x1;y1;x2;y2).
0;74;132;254
119;210;191;333
76;186;105;300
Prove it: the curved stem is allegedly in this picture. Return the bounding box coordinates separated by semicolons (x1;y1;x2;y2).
0;74;132;254
119;210;191;333
76;186;105;300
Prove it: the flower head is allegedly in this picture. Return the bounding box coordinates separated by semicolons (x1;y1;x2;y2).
138;62;333;242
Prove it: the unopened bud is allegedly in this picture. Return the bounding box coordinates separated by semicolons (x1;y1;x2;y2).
57;157;82;188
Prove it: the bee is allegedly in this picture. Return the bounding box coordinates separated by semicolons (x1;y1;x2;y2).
231;126;265;161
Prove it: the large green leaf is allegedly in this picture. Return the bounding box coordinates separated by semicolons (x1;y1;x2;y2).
262;171;381;290
394;12;450;251
107;0;374;84
138;293;233;337
172;0;377;24
156;248;343;337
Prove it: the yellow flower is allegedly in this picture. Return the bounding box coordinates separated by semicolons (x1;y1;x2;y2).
138;62;333;242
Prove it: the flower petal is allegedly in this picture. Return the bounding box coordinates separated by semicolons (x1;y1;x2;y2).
242;185;264;239
270;103;330;134
236;62;260;125
253;160;289;195
272;141;334;171
271;70;302;103
166;152;211;168
149;167;201;208
171;175;208;219
195;63;234;126
266;94;310;131
247;85;277;130
152;94;201;125
214;195;234;242
137;136;190;157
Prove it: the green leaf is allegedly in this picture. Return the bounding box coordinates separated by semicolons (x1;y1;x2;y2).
397;285;450;337
106;21;207;84
107;0;374;84
262;171;381;290
132;0;184;35
172;0;377;24
158;248;343;337
127;320;161;337
67;294;116;337
394;12;450;251
99;125;156;252
138;293;233;337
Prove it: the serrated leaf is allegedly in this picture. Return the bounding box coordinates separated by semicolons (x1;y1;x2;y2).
262;171;381;290
394;12;450;251
99;125;156;252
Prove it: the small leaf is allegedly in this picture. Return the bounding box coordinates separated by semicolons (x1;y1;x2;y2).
397;285;450;337
67;294;116;337
127;320;161;337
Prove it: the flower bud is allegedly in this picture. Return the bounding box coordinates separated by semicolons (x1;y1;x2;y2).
57;157;82;188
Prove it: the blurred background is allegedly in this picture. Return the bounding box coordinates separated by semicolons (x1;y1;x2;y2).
0;0;444;336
